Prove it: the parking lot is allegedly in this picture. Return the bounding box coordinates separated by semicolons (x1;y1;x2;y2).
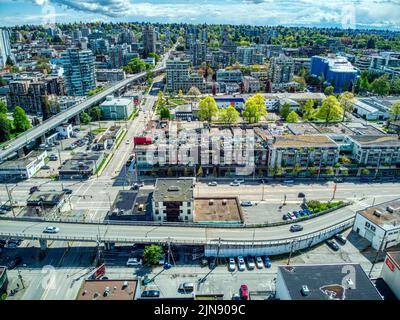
241;201;305;224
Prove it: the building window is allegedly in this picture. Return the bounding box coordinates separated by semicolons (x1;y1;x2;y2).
187;202;191;206
185;216;188;221
158;217;161;221
155;209;159;215
371;226;376;232
188;209;191;214
365;222;370;228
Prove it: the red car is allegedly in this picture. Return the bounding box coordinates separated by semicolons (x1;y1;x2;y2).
239;284;249;300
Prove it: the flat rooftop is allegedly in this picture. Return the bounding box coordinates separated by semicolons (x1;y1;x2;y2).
358;199;400;229
153;178;194;203
193;197;243;223
109;189;152;220
272;135;337;148
386;250;400;270
27;191;64;206
278;263;382;300
349;135;400;146
0;150;45;169
76;279;138;300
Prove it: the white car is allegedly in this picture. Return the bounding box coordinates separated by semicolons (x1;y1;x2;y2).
234;179;244;184
208;181;218;186
126;257;142;266
237;256;246;271
256;256;264;269
230;182;240;187
125;139;130;144
246;256;256;270
43;226;60;233
228;257;236;272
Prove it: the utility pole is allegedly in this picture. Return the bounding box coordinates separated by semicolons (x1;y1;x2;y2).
261;180;265;201
5;183;15;217
17;269;25;289
331;182;337;201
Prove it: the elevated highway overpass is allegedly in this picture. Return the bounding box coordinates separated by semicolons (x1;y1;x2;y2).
0;66;165;161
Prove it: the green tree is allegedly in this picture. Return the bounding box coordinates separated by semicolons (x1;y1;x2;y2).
159;106;171;119
0;113;12;142
339;91;356;122
292;163;302;176
325;167;334;175
370;75;391;96
0;101;7;114
279;103;291;120
197;166;203;177
243;93;266;123
324;86;334;96
361;168;370;175
13;106;31;133
147;52;160;63
302;98;314;120
339;156;352;165
389;101;400;122
89;107;102;121
143;245;163;265
218;106;239;124
315;96;343;125
167;167;173;177
286;111;299;123
198;96;218;122
80;112;91;124
124;58;147;74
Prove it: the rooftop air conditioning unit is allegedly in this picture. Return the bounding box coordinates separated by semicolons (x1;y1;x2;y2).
209;199;214;205
387;206;400;214
301;285;310;296
222;199;227;205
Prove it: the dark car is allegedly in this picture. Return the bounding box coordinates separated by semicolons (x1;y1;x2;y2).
290;225;303;232
141;290;160;298
282;214;288;221
326;239;340;251
334;234;347;245
209;256;216;269
7;256;22;269
63;188;73;194
298;192;305;198
30;186;39;194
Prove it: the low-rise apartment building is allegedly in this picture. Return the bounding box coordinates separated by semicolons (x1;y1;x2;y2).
152;178;195;222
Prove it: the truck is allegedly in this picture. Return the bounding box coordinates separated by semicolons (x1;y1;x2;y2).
133;136;152;145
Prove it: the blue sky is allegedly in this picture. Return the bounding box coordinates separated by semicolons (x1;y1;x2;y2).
0;0;399;30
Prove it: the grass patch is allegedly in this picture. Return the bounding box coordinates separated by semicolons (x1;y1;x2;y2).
91;128;106;135
306;200;344;214
128;109;139;121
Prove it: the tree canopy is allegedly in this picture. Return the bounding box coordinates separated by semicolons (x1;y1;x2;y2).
143;245;163;265
315;96;343;125
242;93;266;124
13;106;31;133
198;96;219;122
218;106;239;124
286;111;299;123
390;101;400;122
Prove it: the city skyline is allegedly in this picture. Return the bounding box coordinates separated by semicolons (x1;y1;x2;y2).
0;0;400;31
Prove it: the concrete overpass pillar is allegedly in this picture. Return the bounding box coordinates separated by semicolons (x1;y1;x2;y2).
75;115;80;125
40;135;46;144
39;239;48;251
17;148;25;158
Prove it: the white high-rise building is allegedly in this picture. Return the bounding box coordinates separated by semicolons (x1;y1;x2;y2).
0;29;12;68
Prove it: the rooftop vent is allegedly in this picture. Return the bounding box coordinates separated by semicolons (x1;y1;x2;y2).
168;186;180;192
209;199;214;205
222;199;227;205
387;205;400;214
373;209;383;218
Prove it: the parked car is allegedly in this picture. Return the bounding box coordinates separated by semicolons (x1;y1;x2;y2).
230;182;240;186
208;181;218;186
334;233;347;245
326;239;340;251
49;154;58;161
29;186;39;194
255;257;263;269
234;179;245;184
288;212;297;220
282;214;288;221
126;257;142;266
240;201;253;207
41;165;50;170
239;284;249;300
141;290;160;298
264;256;271;268
232;294;241;300
298;192;305;198
178;282;195;292
246;256;255;270
43;226;60;233
237;256;246;271
228;257;236;272
125;139;130;144
283;180;294;184
290;224;303;232
63;188;73;194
